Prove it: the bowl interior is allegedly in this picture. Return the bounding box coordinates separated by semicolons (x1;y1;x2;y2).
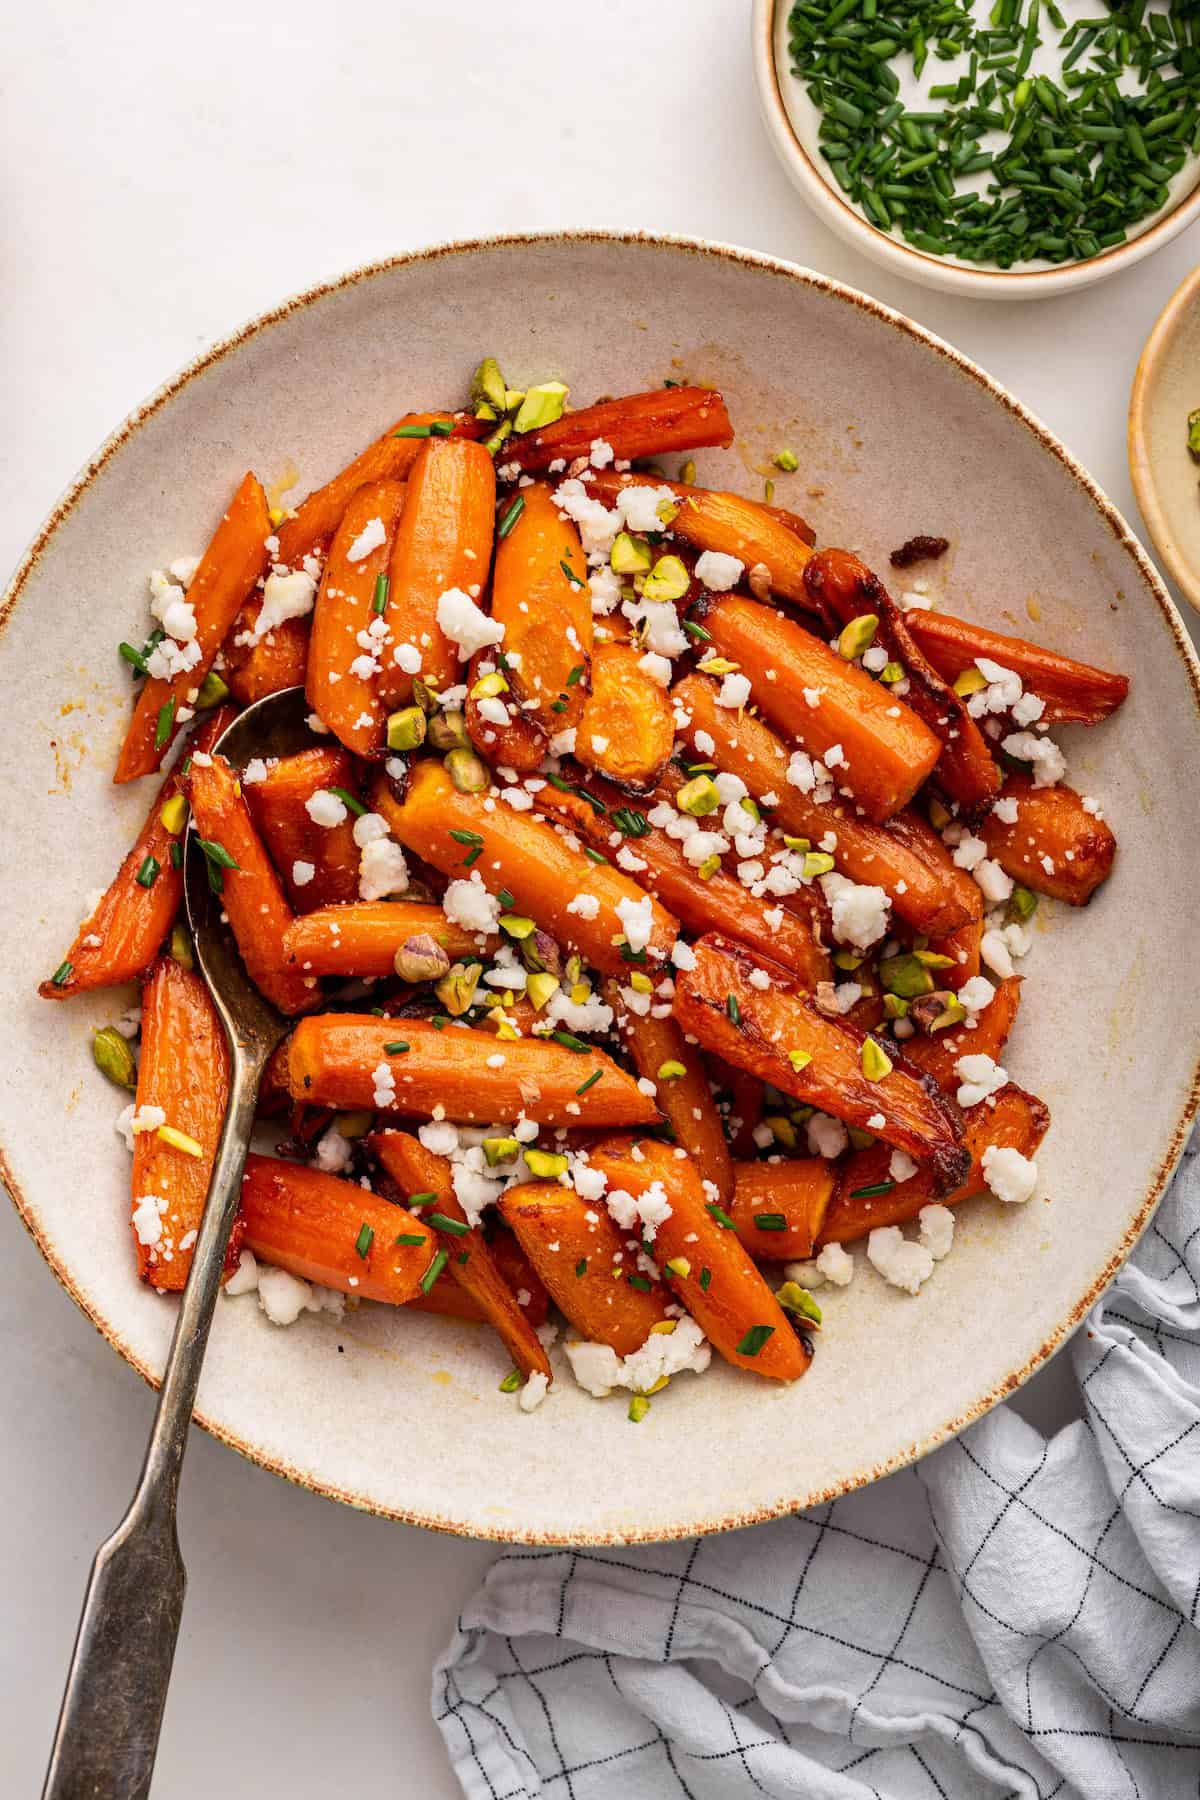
1131;270;1200;613
4;235;1199;1543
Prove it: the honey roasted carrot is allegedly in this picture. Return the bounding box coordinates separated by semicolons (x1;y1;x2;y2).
287;1014;661;1127
902;976;1022;1094
575;642;676;792
490;480;592;734
188;752;316;1015
464;650;546;771
221;602;311;706
602;978;734;1204
245;746;362;912
904;610;1130;726
673;934;969;1192
41;707;236;999
284;901;490;978
239;1153;437;1303
406;1232;549;1327
115;474;270;782
980;779;1116;905
926;917;982;992
496;386;733;476
306;478;406;758
710;1056;766;1158
700;594;942;822
131;956;232;1289
728;1159;836;1261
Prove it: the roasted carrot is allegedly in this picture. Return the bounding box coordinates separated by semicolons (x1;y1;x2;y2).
672;673;980;938
464;650;546;771
188;752;316;1015
803;548;1001;820
380;759;678;978
497;386;733;476
700;595;941;822
819;1083;1050;1245
220;603;310;706
490;480;592;734
244;746;362;912
239;1153;437;1303
904;610;1130;726
602;978;734;1204
587;1137;811;1381
575;642;676;791
283;901;490;978
926;917;982;992
287;1014;660;1127
728;1159;836;1261
115;474;270;782
498;1180;673;1355
305;478;406;757
130;956;232;1290
370;1130;552;1383
589;470;816;607
709;1055;766;1158
902;976;1022;1093
407;1232;549;1327
378;437;496;710
980;780;1116;905
40;707;236;999
673;934;969;1192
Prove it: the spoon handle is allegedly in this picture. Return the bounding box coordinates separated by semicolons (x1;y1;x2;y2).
43;1038;265;1800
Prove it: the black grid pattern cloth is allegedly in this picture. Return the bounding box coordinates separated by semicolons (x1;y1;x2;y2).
434;1136;1200;1799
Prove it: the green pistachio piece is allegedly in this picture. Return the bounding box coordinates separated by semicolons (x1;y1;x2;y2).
524;1149;569;1180
444;748;491;793
434;961;482;1016
92;1026;137;1091
426;710;470;753
513;382;569;434
836;614;879;661
471;357;509;414
483;1136;521;1166
776;1281;822;1326
675;773;720;817
773;448;800;473
394;934;452;983
1188;408;1200;461
610;531;653;575
642;554;690;603
195;670;230;710
879;953;935;999
386;706;427;753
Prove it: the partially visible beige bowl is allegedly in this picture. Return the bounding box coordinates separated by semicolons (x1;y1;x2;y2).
1130;263;1200;614
4;232;1200;1546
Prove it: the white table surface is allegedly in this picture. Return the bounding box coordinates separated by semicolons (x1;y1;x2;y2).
2;2;1197;1794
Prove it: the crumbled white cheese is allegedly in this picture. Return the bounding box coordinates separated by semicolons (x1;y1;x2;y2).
1001;730;1065;788
519;1371;551;1412
305;789;348;829
816;1241;854;1286
974;859;1014;906
255;568;317;640
565;892;601;922
992;795;1019;825
807;1113;848;1159
614;483;677;537
436;587;505;659
292;860;316;888
820;872;890;951
616;894;655;954
346;517;387;562
115;1103;166;1153
959;975;996;1017
564;1316;710;1398
224;1247;259;1296
717;672;751;710
867;1226;935;1295
443;875;501;935
982;1143;1038;1205
888;1148;919;1184
955;1053;1007;1108
359;837;409;902
312;1126;353;1174
131;1193;166;1248
694;550;744;592
918;1204;955;1260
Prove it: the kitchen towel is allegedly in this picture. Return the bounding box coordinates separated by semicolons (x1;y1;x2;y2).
435;1132;1200;1798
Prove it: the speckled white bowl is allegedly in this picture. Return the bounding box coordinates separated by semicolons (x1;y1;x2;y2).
1129;261;1200;614
4;232;1199;1545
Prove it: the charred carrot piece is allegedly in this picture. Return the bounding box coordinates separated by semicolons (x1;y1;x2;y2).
379;437;496;710
305;478;406;758
602;979;734;1204
587;1137;811;1381
41;707;236;999
239;1153;437;1303
499;1180;672;1355
115;474;270;782
902;976;1022;1094
926;917;982;992
820;1082;1050;1245
980;780;1116;905
728;1159;836;1261
244;746;362;912
221;602;311;706
370;1130;552;1383
284;901;490;978
287;1014;660;1127
575;642;676;792
803;548;1001;820
490;481;592;735
904;610;1130;726
709;1055;766;1158
407;1232;550;1327
131;956;232;1289
700;594;941;822
378;759;678;978
188;752;316;1015
464;649;546;771
497;386;733;476
673;934;969;1192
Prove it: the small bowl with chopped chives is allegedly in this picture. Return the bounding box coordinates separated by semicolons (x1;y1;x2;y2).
1129;260;1200;611
754;0;1200;298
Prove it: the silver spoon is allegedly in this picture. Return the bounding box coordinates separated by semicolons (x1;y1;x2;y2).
44;686;317;1800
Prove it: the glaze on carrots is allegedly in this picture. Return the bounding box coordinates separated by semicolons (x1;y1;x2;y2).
603;978;734;1204
305;477;406;758
244;746;362;912
980;780;1116;905
497;386;733;477
490;480;591;735
239;1154;437;1303
283;901;490;978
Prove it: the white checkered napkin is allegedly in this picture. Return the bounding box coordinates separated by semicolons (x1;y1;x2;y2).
435;1140;1200;1800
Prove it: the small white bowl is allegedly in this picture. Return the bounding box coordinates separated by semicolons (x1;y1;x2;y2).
753;0;1200;300
1129;263;1200;614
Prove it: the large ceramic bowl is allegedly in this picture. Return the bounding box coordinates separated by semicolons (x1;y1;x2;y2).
4;233;1199;1545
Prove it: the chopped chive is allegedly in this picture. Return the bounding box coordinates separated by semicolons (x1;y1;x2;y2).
462;846;482;866
682;619;711;642
628;1274;652;1292
419;1248;449;1293
195;838;239;871
329;786;367;817
726;993;741;1024
135;855;160;889
407;1191;438;1207
552;1031;591;1054
428;1212;470;1236
355;1222;374;1259
118;641;150;675
499;1369;522;1393
429;418;455;436
575;1257;588;1276
457;1250;469;1264
849;1179;897;1198
706;1202;736;1231
169;840;183;869
753;1213;787;1231
394;1232;426;1245
699;1267;712;1292
566;664;585;685
154;698;176;751
583;846;608;864
575;1069;603;1096
50;960;73;988
393;423;433;438
735;1323;775;1357
372;574;390;616
497;888;515;910
497;495;525;539
611;807;650;838
449;828;483;846
383;1040;410;1055
560;561;584;589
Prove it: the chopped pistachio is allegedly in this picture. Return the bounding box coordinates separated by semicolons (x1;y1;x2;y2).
503;389;525;412
787;1048;812;1073
764;478;775;505
880;661;905;684
696;655;739;676
195;670;229;709
159;793;188;835
525;971;559;1011
520;929;562;978
656;1059;687;1082
774;448;800;472
334;1110;374;1140
675;774;720;817
953;666;988;698
498;1368;523;1394
777;1281;822;1326
500;914;536;940
610;531;653;575
427;710;469;753
444;747;490;793
642;554;690;602
471;357;509;414
929;992;967;1031
525;1149;568;1180
680;458;697;485
513;382;569;434
782;834;811;853
914;950;955;970
474;401;498;423
928;796;952;831
482;417;513;456
1189;409;1200;460
832;948;864;972
435;961;482;1016
92;1026;137;1091
471;670;508;700
494;1016;520;1042
626;970;652;995
1009;885;1038;921
565;954;584;987
569;981;591;1005
883;993;909;1020
802;851;835;879
765;1114;797;1148
649;1321;676;1339
664;1255;692;1278
483;1136;520;1166
411;675;441;715
168;922;194;972
628;1394;651;1422
386;706;427;752
847;1125;876;1150
836;613;879;661
697;854;721;880
157;1124;204;1157
879;953;935;999
655;497;679;526
861;1036;893;1081
394;934;452;983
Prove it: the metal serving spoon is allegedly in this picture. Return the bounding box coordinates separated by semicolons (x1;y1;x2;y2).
44;687;316;1800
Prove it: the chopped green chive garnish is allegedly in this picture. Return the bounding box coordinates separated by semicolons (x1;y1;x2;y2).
705;1203;736;1231
154;698;176;752
628;1394;651;1423
457;1250;469;1264
611;807;650;838
628;1274;651;1292
575;1257;588;1277
196;838;239;871
428;1212;470;1236
419;1247;449;1293
372;574;390;616
850;1179;897;1199
753;1213;787;1232
497;888;515;910
119;641;150;675
393;423;433;438
50;960;73;988
575;1069;603;1096
383;1041;410;1055
135;855;160;889
407;1192;438;1208
682;619;711;642
430;1014;451;1029
583;846;608;864
566;665;585;686
394;1233;426;1246
497;495;525;539
699;1267;712;1292
329;786;367;818
355;1223;374;1259
462;846;482;867
726;993;741;1024
499;1369;522;1393
618;943;647;964
735;1324;775;1358
450;828;483;846
552;1031;591;1054
560;561;584;589
169;840;183;869
429;419;455;436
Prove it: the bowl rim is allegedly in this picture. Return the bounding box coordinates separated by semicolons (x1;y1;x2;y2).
753;0;1200;300
1128;261;1200;615
5;227;1200;1544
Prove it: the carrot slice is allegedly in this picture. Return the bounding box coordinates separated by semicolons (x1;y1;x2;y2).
709;1055;766;1158
728;1159;835;1261
490;481;592;735
672;672;980;937
370;1130;552;1382
221;602;311;706
115;474;270;782
498;1180;672;1355
602;978;734;1203
497;387;733;476
380;759;678;978
244;746;362;912
980;779;1116;905
902;976;1022;1093
464;649;546;771
904;610;1130;726
820;1082;1050;1245
188;752;316;1015
407;1233;549;1327
283;901;490;978
926;917;982;992
673;934;969;1192
305;477;406;757
287;1014;660;1127
575;643;675;792
130;956;232;1289
41;706;236;999
700;594;941;822
587;1137;811;1381
239;1153;437;1303
378;437;496;710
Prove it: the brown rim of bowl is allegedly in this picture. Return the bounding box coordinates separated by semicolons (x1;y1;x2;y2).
4;229;1200;1546
760;0;1200;287
1129;261;1200;615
